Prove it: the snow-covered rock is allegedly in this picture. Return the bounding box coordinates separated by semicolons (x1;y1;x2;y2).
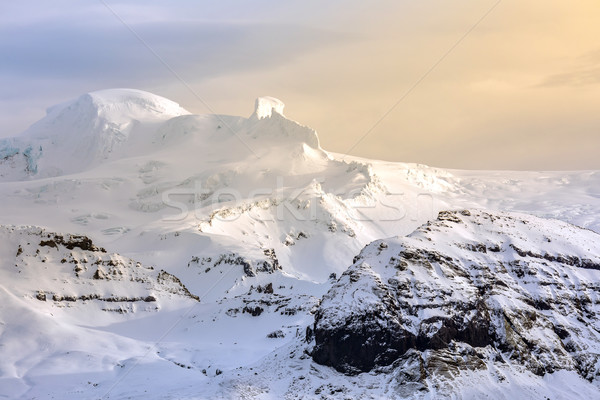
252;96;285;119
312;209;600;385
1;225;199;310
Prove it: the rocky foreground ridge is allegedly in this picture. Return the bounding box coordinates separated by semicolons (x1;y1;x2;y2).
311;210;600;386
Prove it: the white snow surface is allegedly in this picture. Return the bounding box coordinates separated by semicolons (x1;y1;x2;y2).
253;96;285;119
0;89;598;398
0;89;190;179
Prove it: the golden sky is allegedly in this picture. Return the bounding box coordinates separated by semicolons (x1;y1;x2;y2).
184;1;600;170
2;1;599;170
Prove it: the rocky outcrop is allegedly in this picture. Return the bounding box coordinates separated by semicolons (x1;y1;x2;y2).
39;232;105;252
311;210;600;383
157;270;200;301
187;248;282;277
3;225;197;311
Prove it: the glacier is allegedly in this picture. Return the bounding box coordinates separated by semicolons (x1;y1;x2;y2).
0;89;599;399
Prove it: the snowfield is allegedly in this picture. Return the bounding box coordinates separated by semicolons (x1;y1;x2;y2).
0;89;599;399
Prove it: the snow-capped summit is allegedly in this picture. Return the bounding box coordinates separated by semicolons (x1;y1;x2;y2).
247;101;321;150
0;89;190;180
0;90;327;181
37;89;189;131
25;89;190;145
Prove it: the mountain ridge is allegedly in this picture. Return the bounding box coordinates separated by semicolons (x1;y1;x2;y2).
1;89;600;398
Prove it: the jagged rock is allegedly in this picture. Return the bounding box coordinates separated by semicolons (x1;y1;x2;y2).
190;250;281;277
312;210;600;381
267;330;285;338
157;270;200;301
39;233;105;252
243;306;264;316
93;267;107;280
257;282;274;294
3;225;197;314
242;260;255;277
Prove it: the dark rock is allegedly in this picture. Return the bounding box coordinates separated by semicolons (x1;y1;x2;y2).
311;210;600;380
157;270;200;301
305;326;314;343
39;239;58;248
242;260;255;277
312;300;492;374
437;211;462;223
267;330;285;338
242;306;264;316
553;325;570;340
39;234;105;252
263;282;274;294
297;231;309;239
93;268;107;280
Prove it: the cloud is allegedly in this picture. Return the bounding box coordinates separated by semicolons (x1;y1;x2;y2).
537;49;600;88
538;67;600;88
0;5;348;135
0;20;345;85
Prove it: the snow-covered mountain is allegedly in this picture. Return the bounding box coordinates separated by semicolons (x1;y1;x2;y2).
313;210;600;381
0;89;190;180
1;89;599;399
220;210;600;399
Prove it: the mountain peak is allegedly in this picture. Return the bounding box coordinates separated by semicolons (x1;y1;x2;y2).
0;90;325;181
0;89;191;180
38;88;190;134
253;96;285;119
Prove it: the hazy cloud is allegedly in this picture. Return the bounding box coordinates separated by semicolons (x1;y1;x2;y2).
539;67;600;88
0;20;344;84
0;4;347;135
538;48;600;88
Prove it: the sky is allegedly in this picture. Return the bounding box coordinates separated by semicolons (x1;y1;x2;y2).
1;0;599;170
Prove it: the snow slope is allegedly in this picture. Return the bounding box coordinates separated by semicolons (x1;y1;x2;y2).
0;89;599;398
174;210;600;400
0;89;190;180
0;225;198;399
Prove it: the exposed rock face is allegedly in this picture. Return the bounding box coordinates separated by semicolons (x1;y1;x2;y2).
39;233;105;252
157;269;200;301
3;225;199;310
187;249;282;277
311;210;600;382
